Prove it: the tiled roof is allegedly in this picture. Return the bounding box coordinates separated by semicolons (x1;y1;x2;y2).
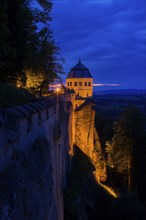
67;60;93;79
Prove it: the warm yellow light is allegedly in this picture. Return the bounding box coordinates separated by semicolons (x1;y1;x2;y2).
56;88;60;92
94;173;119;198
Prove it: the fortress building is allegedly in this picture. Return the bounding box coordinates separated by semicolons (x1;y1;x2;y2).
66;60;93;98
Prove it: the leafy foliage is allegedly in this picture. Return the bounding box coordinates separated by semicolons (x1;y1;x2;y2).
0;0;64;94
105;106;143;191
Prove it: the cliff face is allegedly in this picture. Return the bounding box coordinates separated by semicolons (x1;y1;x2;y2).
0;94;106;220
74;99;106;181
64;99;107;219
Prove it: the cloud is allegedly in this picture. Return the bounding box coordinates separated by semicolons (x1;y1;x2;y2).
52;0;146;89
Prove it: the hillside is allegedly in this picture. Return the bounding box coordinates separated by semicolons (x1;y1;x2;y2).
0;83;35;109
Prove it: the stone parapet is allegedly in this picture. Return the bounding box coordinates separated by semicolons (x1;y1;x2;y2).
0;94;73;220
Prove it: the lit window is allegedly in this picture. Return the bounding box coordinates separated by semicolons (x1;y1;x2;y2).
79;82;82;86
67;82;69;86
85;82;87;86
74;82;77;86
88;82;91;86
70;82;72;86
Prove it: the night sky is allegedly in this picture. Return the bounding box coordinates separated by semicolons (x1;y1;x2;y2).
52;0;146;90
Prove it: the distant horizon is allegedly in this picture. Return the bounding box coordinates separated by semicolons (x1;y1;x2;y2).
93;87;146;92
61;76;146;90
50;81;146;92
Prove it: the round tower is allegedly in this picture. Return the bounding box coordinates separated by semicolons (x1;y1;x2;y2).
66;60;93;98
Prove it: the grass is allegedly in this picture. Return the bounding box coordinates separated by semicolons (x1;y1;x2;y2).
0;82;35;109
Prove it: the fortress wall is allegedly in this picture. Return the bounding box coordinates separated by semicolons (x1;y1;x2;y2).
0;95;73;220
0;92;106;219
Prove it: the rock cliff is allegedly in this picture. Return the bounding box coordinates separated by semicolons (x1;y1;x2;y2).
0;94;106;220
74;99;106;181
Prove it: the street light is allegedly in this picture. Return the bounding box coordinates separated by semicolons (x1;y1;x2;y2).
56;88;60;102
56;88;60;93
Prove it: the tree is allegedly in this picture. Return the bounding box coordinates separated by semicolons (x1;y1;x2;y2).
0;0;37;82
105;105;141;192
0;0;64;92
0;1;9;75
27;0;64;95
26;27;64;95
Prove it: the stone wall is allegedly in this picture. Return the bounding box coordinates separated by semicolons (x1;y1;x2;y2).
0;92;106;219
0;95;71;220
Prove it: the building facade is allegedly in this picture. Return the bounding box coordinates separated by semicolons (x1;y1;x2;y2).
66;60;93;98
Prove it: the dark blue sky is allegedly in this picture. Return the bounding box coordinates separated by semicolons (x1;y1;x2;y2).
52;0;146;89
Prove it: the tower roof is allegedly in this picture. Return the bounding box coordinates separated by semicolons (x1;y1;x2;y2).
67;60;93;79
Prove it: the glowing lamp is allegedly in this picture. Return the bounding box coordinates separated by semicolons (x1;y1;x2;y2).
56;88;60;92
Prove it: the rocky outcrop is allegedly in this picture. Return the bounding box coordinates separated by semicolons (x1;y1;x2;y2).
74;99;106;181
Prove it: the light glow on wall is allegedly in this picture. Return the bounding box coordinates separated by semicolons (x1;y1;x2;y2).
95;174;119;199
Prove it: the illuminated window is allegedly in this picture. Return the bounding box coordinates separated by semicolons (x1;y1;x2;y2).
88;82;91;86
74;82;77;86
85;82;87;86
67;82;69;86
70;82;72;86
79;82;82;86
